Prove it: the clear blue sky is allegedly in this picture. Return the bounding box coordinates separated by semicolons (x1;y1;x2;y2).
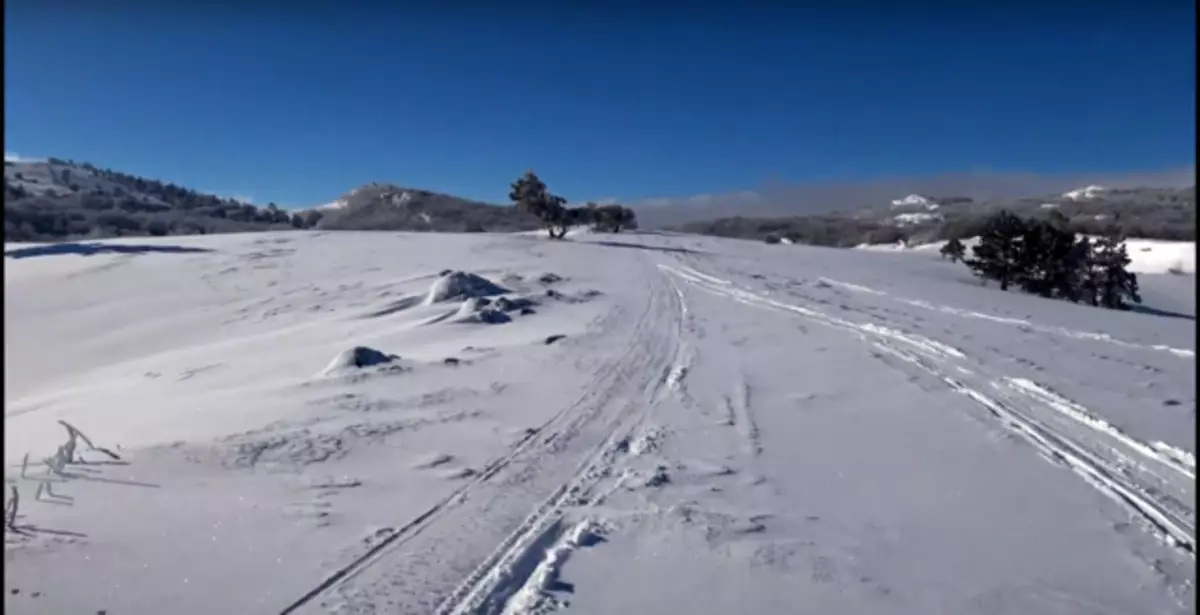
4;4;1195;208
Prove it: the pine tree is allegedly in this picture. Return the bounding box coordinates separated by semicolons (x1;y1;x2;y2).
509;170;569;239
940;237;966;262
1016;220;1078;298
590;204;639;233
1075;236;1099;306
1092;234;1142;309
965;210;1026;291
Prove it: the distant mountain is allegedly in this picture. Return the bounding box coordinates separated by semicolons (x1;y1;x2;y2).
673;186;1196;247
4;158;310;242
307;183;541;233
7;157;1192;247
3;159;540;242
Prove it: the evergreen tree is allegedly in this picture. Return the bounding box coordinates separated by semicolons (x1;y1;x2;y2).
965;210;1026;291
1075;235;1099;305
1092;234;1142;309
509;170;569;239
1016;220;1078;298
940;237;966;262
590;204;639;233
302;209;324;229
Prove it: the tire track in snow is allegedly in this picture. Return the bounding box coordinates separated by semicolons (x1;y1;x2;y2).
660;265;966;363
811;275;1195;360
659;275;694;403
280;265;675;615
668;263;1194;481
723;378;761;458
433;264;690;615
660;263;1195;558
1005;378;1195;480
878;337;1196;557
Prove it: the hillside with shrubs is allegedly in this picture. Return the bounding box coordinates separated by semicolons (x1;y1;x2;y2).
5;157;1188;248
675;186;1195;247
3;160;640;242
3;158;322;242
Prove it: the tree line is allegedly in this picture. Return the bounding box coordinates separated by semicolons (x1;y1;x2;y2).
4;160;327;241
509;170;637;238
940;210;1142;310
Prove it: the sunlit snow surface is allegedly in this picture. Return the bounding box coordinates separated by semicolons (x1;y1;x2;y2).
4;229;1194;614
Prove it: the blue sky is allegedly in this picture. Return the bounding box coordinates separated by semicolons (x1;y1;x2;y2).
4;4;1195;208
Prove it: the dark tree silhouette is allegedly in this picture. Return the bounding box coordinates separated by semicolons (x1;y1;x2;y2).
509;170;570;239
1092;234;1142;309
590;204;638;233
965;210;1026;291
956;210;1142;311
940;237;966;262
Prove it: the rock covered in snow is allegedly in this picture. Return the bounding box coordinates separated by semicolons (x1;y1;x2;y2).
453;297;511;324
323;346;400;374
423;271;509;305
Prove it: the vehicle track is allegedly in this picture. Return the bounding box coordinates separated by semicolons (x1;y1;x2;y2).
434;263;690;615
660;261;1195;558
282;255;686;614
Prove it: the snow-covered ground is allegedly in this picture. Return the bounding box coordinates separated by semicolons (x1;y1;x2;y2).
4;230;1195;614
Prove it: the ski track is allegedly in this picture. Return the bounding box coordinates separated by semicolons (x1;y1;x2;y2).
430;260;691;615
281;259;681;614
659;261;1196;557
813;275;1195;360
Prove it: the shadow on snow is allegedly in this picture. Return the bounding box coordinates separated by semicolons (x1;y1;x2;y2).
4;242;214;259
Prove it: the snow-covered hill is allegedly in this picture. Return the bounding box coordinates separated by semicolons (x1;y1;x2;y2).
4;231;1194;614
307;183;541;233
889;194;940;210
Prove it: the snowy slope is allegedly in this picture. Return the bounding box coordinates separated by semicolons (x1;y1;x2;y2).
4;231;1195;614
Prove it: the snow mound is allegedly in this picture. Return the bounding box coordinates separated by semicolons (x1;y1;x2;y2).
452;297;511;324
322;346;400;374
424;271;509;305
1063;185;1107;200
